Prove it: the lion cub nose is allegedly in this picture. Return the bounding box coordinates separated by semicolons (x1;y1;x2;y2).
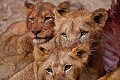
32;30;41;35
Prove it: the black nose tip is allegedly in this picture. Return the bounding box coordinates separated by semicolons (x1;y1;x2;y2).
32;30;41;35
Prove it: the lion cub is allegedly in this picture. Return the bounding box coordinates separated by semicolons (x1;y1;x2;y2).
9;44;104;80
54;6;108;74
54;6;107;47
0;0;70;58
26;1;70;50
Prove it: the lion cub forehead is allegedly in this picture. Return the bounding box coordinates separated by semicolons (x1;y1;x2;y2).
48;48;70;55
45;48;71;64
33;2;55;12
64;9;91;18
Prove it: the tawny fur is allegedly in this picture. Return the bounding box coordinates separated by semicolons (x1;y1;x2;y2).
54;7;108;76
0;23;33;58
0;0;58;58
0;32;34;79
54;7;108;48
0;1;71;79
98;67;120;80
0;10;33;80
26;1;70;50
0;0;64;58
0;53;34;79
9;44;104;80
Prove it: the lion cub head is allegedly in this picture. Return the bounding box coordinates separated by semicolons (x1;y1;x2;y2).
24;1;70;45
55;7;108;47
24;1;55;45
33;44;102;80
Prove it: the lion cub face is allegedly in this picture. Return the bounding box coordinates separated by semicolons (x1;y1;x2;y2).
25;1;70;45
55;8;108;47
33;44;96;80
25;1;55;45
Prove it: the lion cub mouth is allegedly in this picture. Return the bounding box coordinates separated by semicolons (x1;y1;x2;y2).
32;34;53;45
33;38;47;45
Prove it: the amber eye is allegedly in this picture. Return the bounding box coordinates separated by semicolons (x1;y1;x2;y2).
61;32;67;38
44;16;53;22
80;31;88;37
28;17;34;23
64;65;72;71
46;68;53;73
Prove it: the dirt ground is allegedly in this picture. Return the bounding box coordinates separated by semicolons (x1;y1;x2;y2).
0;0;111;34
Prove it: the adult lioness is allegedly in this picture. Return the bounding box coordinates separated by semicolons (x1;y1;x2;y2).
9;44;104;80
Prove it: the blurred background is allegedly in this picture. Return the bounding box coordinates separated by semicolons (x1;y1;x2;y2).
0;0;111;34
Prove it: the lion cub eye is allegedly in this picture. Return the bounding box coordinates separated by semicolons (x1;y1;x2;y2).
61;33;67;38
80;31;88;37
28;17;34;23
44;16;53;22
46;68;53;74
77;50;86;58
64;65;72;71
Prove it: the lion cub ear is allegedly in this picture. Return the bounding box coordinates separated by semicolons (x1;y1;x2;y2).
91;8;108;26
57;1;70;15
24;0;41;14
33;45;47;61
54;1;70;18
54;1;70;20
70;44;90;60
